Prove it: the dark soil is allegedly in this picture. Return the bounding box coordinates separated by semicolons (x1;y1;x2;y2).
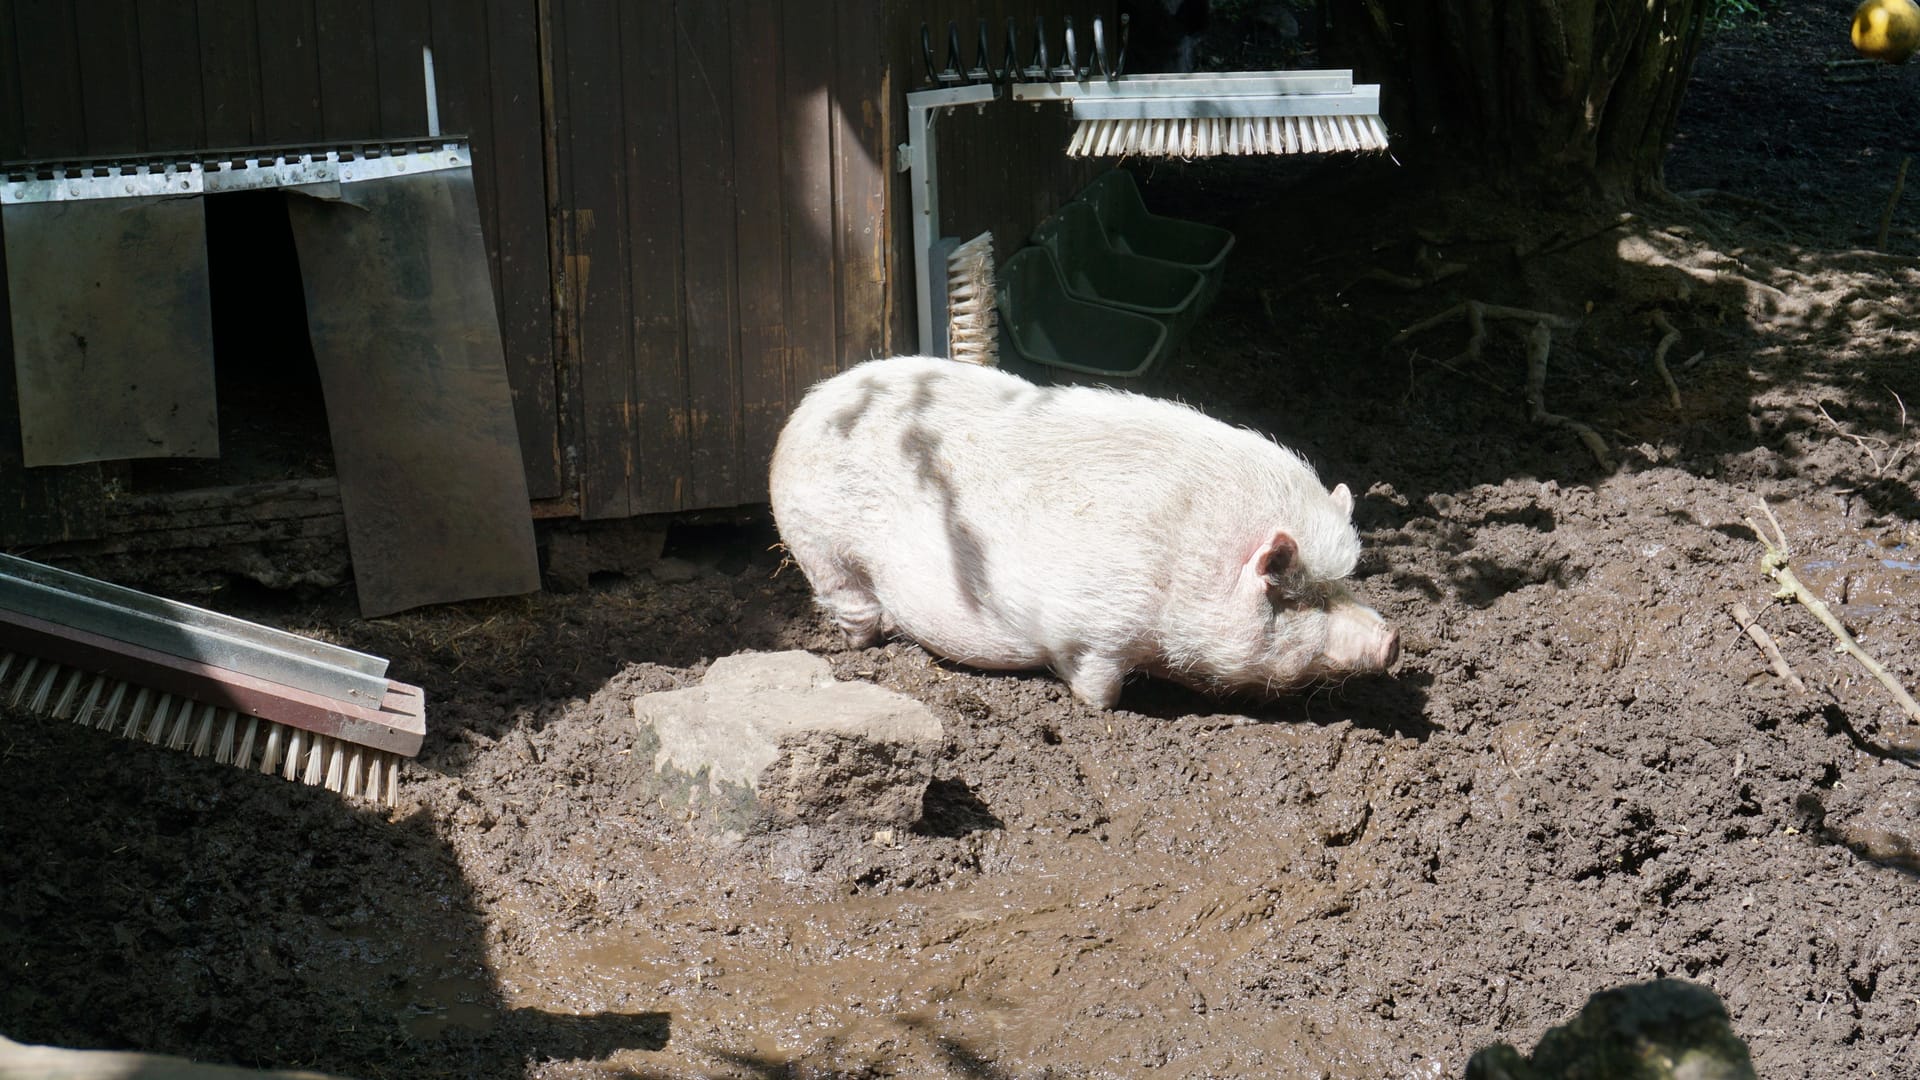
6;3;1920;1077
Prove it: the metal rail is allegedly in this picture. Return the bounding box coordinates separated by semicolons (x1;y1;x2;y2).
0;142;473;205
0;553;391;704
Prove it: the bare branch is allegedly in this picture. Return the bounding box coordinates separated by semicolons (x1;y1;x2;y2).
1744;503;1920;724
1729;600;1807;694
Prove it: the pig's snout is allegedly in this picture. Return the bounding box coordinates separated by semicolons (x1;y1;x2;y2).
1325;605;1399;674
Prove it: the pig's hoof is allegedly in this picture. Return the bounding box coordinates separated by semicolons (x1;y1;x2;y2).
818;594;885;648
832;615;882;649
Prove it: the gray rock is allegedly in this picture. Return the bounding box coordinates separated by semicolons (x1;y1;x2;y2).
0;1034;362;1078
634;651;943;833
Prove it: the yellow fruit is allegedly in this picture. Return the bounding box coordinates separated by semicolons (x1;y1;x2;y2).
1853;0;1920;63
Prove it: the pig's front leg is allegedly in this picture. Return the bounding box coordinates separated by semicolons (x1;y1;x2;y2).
1057;652;1129;709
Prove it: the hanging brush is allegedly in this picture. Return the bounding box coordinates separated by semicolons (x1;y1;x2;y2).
1013;70;1389;159
945;230;999;366
0;553;424;806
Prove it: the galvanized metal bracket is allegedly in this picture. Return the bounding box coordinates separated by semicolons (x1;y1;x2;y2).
0;142;474;205
921;15;1127;88
1009;70;1379;119
904;83;1000;357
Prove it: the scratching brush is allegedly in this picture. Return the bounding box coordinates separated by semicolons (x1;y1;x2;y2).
0;553;424;805
945;230;999;366
1013;70;1388;159
1066;112;1388;158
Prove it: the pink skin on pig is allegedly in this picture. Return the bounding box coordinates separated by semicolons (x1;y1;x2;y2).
769;356;1398;708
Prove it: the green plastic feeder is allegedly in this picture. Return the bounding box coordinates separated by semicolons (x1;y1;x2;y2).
995;245;1168;384
1030;201;1208;346
1078;170;1235;305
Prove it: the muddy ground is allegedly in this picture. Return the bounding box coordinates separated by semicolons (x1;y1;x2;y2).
5;3;1920;1077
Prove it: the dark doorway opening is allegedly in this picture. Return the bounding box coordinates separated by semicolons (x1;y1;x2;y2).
129;190;335;493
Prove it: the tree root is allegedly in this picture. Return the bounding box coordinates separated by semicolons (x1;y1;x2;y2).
1744;502;1920;724
1520;212;1635;259
1348;243;1468;293
1389;300;1578;348
1391;302;1606;468
1524;322;1613;469
1729;600;1807;694
1651;312;1683;410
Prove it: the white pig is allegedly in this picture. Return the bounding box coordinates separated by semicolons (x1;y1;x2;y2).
768;356;1398;708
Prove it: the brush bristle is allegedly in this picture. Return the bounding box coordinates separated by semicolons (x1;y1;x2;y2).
0;649;404;806
1067;113;1390;158
946;230;999;367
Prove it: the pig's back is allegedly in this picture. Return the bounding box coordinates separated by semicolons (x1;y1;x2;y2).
771;357;1291;664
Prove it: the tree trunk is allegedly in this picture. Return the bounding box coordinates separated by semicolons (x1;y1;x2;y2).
1325;0;1710;204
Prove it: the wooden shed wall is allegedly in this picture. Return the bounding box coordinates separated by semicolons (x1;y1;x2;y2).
0;0;561;505
1;1;1117;534
526;0;1110;520
544;0;894;519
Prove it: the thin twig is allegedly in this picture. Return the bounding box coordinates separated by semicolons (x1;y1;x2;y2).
1402;348;1510;402
1729;600;1807;694
1814;402;1899;475
1744;502;1920;723
1650;312;1683;410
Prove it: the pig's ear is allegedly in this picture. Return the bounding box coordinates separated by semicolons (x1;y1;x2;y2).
1246;530;1297;583
1330;483;1353;518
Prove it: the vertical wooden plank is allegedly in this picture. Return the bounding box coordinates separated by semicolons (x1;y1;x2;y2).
0;0;26;162
617;2;685;514
556;0;634;519
496;0;560;498
256;0;323;144
137;2;207;152
372;0;430;138
429;1;491;285
467;0;560;499
897;0;939;356
730;0;783;503
197;0;263;148
75;0;146;155
14;1;85;159
616;2;686;514
780;0;838;394
542;0;587;509
834;0;890;366
676;1;741;510
314;0;379;141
